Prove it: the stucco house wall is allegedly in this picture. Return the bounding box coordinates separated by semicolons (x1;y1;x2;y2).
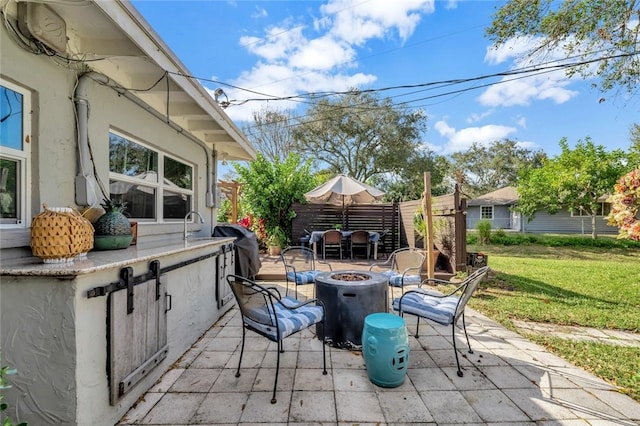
1;2;256;425
1;35;213;251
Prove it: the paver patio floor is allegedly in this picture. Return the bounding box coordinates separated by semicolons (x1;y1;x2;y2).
118;278;640;425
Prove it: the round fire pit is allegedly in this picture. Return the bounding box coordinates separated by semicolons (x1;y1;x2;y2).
315;270;388;349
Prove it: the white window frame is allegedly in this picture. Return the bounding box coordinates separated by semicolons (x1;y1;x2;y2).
571;203;610;217
108;130;194;222
0;78;31;229
480;205;494;220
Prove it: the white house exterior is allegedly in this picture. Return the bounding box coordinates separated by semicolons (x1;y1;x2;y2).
1;2;256;425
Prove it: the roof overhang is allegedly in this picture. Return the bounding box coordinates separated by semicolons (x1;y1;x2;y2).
18;0;256;161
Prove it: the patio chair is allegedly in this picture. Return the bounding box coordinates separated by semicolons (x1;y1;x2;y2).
349;230;370;259
226;274;328;404
280;246;332;298
322;229;343;259
375;229;389;259
392;266;490;377
369;247;425;299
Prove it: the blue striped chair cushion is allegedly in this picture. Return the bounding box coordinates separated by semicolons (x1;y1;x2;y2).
382;270;421;287
286;270;323;284
392;292;459;325
245;296;324;340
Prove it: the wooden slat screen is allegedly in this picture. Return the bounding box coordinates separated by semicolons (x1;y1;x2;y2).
291;203;399;254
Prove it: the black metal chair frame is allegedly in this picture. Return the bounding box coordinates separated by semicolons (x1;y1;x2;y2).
226;274;328;403
280;245;332;298
396;266;490;377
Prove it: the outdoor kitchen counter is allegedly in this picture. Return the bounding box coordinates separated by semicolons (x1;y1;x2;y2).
0;237;235;276
0;237;237;426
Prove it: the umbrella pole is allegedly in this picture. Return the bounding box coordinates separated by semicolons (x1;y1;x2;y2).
342;195;346;229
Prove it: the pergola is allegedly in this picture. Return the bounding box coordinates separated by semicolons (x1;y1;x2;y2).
218;180;242;223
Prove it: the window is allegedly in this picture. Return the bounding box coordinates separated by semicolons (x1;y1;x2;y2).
481;205;493;220
0;80;30;227
571;203;611;217
108;131;193;221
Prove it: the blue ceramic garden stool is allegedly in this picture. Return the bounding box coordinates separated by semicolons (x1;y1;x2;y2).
362;312;409;387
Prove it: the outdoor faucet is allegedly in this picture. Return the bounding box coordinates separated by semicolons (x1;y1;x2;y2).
184;211;204;240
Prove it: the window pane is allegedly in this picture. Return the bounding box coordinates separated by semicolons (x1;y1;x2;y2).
164;156;192;190
110;179;156;220
109;133;158;178
163;190;190;219
0;158;18;219
0;85;23;151
481;206;493;219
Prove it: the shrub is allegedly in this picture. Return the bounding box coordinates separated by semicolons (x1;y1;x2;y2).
476;220;492;244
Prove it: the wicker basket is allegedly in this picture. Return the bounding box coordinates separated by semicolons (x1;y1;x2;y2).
30;207;95;263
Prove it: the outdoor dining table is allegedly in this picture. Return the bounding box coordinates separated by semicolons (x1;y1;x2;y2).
309;230;381;260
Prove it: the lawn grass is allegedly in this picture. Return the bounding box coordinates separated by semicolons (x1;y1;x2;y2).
467;244;640;331
462;240;640;400
527;335;640;402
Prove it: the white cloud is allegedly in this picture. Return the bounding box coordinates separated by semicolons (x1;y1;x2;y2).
227;0;437;122
485;36;541;66
434;120;517;153
288;36;356;70
321;0;435;44
478;71;579;107
515;116;526;128
466;108;495;123
239;25;306;62
251;6;268;19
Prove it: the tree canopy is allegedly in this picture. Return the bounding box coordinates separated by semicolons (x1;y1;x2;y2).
486;0;640;94
372;150;450;202
450;139;546;198
242;107;296;163
234;153;315;244
292;91;428;182
516;137;628;239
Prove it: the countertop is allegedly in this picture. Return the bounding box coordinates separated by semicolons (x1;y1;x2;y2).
0;237;235;277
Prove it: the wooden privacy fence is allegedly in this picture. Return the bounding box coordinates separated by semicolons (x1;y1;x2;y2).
291;203;399;253
398;185;467;274
291;185;466;272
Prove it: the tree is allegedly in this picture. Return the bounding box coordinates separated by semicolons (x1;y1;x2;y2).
629;123;640;167
486;0;640;94
292;91;427;182
373;150;451;201
242;107;297;163
450;139;546;197
234;153;315;244
516;137;628;239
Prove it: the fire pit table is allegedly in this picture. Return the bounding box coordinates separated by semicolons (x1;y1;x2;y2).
315;270;389;349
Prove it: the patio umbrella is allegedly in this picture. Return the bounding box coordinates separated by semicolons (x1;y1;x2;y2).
304;174;385;226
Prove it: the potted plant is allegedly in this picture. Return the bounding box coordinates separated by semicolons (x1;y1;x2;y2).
413;205;441;267
267;226;287;256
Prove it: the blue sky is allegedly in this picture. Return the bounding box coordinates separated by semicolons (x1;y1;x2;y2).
132;0;638;159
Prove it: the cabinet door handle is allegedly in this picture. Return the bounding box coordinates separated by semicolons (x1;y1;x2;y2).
165;293;172;312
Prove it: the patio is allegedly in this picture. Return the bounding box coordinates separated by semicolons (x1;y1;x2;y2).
117;256;640;425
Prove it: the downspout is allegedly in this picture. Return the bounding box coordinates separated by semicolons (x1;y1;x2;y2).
74;71;215;213
74;72;110;206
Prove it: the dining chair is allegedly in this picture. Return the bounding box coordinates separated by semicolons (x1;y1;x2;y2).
280;246;332;298
392;266;489;377
349;230;370;259
226;274;328;404
369;247;424;299
322;229;343;259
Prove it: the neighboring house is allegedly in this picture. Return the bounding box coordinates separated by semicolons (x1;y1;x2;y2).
1;2;256;425
466;186;618;236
